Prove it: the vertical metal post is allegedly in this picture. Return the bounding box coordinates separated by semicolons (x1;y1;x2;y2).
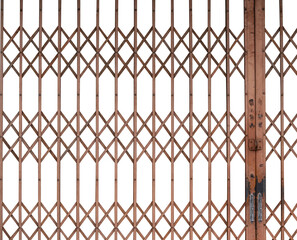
255;0;266;239
133;0;138;238
244;0;256;239
0;1;3;239
95;0;100;240
225;0;231;239
170;0;175;239
279;1;284;239
19;1;23;239
57;1;62;240
114;0;119;239
189;0;193;239
76;1;81;240
207;0;212;239
152;0;156;240
38;1;42;240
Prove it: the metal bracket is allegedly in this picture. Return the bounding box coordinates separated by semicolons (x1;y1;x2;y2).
250;194;255;222
248;138;263;151
258;193;263;222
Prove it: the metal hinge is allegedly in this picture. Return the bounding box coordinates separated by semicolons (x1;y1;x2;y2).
248;138;263;151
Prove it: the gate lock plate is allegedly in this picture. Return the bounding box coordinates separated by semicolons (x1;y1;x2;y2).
248;139;263;151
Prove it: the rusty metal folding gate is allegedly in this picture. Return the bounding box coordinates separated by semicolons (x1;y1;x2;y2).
0;0;296;239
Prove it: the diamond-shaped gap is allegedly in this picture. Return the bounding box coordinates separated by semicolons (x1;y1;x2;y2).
42;36;58;73
155;32;171;65
265;116;281;149
137;30;152;72
118;110;133;131
137;115;152;149
174;56;190;78
22;204;38;239
22;29;39;60
230;122;245;148
98;204;114;238
211;57;226;79
61;28;77;56
82;55;97;78
118;30;133;59
155;113;171;145
41;206;57;239
174;204;190;237
80;30;96;61
60;207;77;238
3;56;20;80
80;140;96;164
174;139;189;162
136;204;152;238
99;111;114;141
155;209;171;239
41;114;57;157
230;205;245;238
174;36;189;60
60;114;77;146
283;203;297;238
229;43;244;72
80;114;96;147
192;31;208;62
117;205;134;238
193;133;208;161
266;205;281;238
2;206;19;238
137;125;152;156
42;28;58;54
193;205;208;239
174;112;189;140
284;121;297;148
3;142;19;164
79;204;95;239
99;30;115;59
3;116;19;147
210;117;227;159
283;38;297;63
211;203;227;239
211;29;226;54
3;30;20;61
117;128;133;159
